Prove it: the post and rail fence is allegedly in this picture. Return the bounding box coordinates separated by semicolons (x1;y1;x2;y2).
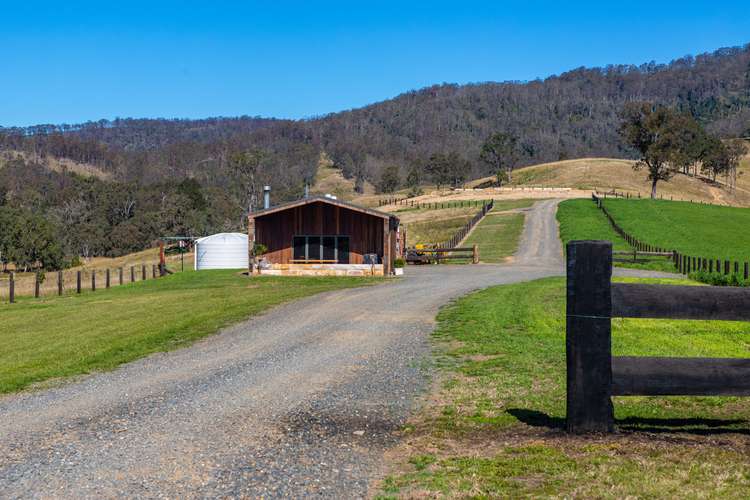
592;193;750;280
405;200;492;264
566;240;750;433
378;197;494;211
2;261;171;304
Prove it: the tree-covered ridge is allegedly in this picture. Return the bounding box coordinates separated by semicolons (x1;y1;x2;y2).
0;158;243;269
2;43;749;194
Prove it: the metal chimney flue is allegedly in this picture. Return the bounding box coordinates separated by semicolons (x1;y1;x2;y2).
263;185;271;209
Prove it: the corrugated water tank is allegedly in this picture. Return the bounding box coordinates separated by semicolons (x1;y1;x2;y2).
194;233;248;270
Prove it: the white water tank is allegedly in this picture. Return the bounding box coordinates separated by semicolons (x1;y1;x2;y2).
194;233;248;270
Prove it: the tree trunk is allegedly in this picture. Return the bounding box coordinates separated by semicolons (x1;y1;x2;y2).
650;178;658;199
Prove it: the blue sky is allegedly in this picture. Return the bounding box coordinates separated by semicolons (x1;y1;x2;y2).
1;1;749;126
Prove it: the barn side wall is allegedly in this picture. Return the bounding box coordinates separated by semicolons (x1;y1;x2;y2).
254;201;385;265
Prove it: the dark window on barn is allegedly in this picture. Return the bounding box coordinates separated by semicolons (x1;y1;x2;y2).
307;236;321;260
292;235;350;263
337;237;350;264
293;236;306;260
323;236;336;261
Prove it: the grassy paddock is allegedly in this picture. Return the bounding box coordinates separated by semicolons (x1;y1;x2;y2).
603;198;750;262
380;277;750;498
557;199;677;272
461;213;525;263
0;270;373;394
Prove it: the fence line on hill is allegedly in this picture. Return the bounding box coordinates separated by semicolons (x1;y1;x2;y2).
378;197;492;210
437;200;494;249
592;193;750;280
593;189;740;208
566;240;750;433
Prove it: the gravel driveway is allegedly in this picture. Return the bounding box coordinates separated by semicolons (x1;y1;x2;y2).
0;199;666;498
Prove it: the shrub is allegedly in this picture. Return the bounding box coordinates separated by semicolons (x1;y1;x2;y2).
688;270;750;287
393;258;405;268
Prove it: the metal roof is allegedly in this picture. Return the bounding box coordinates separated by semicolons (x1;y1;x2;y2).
249;196;399;222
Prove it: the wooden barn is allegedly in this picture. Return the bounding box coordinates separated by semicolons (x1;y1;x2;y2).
248;196;400;276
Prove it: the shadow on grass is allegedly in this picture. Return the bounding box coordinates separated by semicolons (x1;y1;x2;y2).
507;409;750;435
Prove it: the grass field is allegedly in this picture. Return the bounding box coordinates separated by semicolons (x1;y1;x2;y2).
461;213;525;263
556;199;677;272
380;277;750;498
398;199;534;259
603;198;750;262
0;270;373;394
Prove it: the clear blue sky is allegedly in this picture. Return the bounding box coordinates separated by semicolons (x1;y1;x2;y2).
2;1;749;127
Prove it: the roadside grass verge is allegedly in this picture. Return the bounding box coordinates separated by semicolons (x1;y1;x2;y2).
557;199;676;272
0;270;374;394
379;277;750;498
461;213;525;263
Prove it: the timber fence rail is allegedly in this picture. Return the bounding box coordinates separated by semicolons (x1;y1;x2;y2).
379;197;493;210
404;200;493;265
566;240;750;433
438;199;494;249
1;261;171;304
592;193;750;279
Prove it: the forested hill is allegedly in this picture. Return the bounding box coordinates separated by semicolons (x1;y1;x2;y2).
2;43;750;195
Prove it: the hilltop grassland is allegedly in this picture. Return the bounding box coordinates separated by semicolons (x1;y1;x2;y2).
469;156;750;207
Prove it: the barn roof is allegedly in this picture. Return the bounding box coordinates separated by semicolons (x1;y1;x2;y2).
249;196;398;223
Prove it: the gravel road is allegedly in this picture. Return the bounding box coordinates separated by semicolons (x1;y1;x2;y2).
0;199;671;498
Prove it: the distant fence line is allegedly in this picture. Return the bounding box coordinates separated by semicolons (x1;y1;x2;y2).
593;189;740;208
1;262;170;304
379;198;494;210
592;193;750;279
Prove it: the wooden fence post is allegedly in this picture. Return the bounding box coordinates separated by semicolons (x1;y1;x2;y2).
131;266;135;282
472;244;479;264
76;271;82;294
35;271;41;298
566;240;614;433
9;272;15;303
152;264;157;278
58;270;63;296
142;264;147;281
106;269;111;289
91;270;96;292
119;267;123;285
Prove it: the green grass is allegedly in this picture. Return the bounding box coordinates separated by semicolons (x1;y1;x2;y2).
381;277;750;498
603;198;750;262
557;199;677;272
461;213;525;263
406;215;474;246
0;270;373;394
